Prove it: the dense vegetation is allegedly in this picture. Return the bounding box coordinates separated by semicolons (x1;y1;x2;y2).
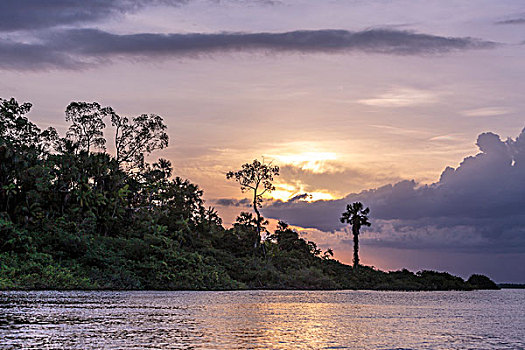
0;97;498;291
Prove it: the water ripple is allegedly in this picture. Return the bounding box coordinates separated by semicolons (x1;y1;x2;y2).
0;290;524;349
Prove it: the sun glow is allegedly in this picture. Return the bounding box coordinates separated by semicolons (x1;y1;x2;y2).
260;151;341;202
267;183;336;203
308;192;335;201
268;190;336;202
269;183;299;202
271;152;338;173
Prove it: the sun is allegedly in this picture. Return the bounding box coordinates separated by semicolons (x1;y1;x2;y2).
262;151;340;202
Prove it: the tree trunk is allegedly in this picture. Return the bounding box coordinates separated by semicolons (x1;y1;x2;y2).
253;194;266;257
253;195;261;249
353;226;359;269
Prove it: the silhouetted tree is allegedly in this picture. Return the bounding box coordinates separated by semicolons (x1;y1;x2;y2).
0;97;58;151
65;102;111;153
0;98;35;145
0;96;499;292
226;159;279;250
234;211;268;237
111;112;168;168
340;202;371;269
220;212;261;257
322;248;334;260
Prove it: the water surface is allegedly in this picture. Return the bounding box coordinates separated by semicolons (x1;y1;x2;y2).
1;290;524;349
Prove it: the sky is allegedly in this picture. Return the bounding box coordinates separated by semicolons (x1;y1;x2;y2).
2;0;525;282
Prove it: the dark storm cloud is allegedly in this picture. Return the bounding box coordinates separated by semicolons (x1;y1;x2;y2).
51;28;496;56
0;28;496;70
0;40;77;70
263;127;525;253
0;0;187;32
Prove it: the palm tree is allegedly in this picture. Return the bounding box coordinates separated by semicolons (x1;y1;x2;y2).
340;202;371;269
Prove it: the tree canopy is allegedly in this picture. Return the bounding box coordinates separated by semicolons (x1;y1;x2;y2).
112;112;168;168
0;97;498;291
227;159;279;250
341;202;371;269
65;102;110;153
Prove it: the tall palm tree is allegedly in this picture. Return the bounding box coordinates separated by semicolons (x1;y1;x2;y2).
340;202;371;269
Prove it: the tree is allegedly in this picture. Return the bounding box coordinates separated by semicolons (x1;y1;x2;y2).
340;202;371;269
226;159;279;250
111;112;168;168
270;221;305;253
322;248;334;260
65;102;111;153
0;97;36;145
0;97;57;151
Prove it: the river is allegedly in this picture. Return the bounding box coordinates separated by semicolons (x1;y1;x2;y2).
1;290;524;349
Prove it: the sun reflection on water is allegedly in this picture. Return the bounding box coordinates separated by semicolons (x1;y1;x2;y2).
1;290;523;349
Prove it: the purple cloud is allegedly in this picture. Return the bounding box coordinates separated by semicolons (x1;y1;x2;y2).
0;28;496;70
0;0;187;32
263;127;525;253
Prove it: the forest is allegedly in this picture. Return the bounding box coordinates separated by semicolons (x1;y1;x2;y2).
0;97;499;291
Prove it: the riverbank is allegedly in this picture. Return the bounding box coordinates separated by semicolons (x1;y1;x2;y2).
1;241;499;291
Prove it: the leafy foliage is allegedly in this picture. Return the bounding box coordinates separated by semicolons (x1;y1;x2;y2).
467;274;499;290
0;97;498;291
65;102;111;153
227;159;279;250
112;112;168;168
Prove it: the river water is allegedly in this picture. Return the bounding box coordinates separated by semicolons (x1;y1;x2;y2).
1;290;524;349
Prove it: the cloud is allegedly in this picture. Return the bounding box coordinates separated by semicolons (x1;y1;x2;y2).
213;198;251;207
0;40;77;70
0;28;497;70
495;17;525;25
428;134;460;142
368;124;429;137
358;88;438;107
275;193;307;203
49;28;498;56
461;107;513;117
263;127;525;253
278;163;402;196
0;0;187;32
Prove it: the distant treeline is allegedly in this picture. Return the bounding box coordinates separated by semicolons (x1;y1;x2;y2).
499;284;525;289
0;97;499;291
